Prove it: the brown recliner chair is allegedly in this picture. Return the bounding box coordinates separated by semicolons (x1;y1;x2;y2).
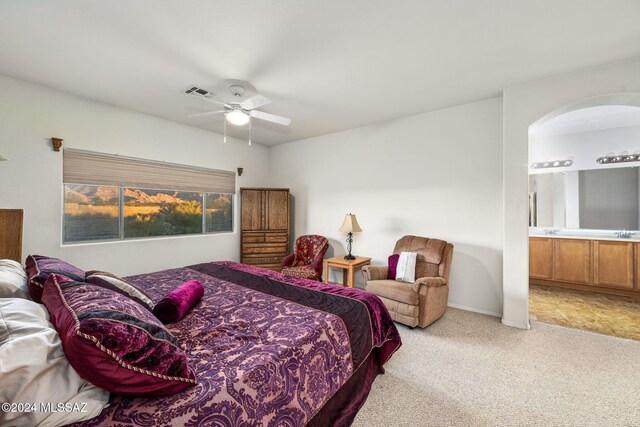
363;235;454;328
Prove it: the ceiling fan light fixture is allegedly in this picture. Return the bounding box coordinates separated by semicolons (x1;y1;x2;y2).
226;110;250;126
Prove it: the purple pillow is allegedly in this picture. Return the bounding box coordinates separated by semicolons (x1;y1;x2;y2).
25;255;85;303
42;274;196;396
388;254;400;280
153;280;204;324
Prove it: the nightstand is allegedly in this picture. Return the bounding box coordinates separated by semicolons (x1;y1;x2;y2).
324;256;371;288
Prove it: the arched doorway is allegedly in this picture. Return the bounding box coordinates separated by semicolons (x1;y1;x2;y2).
501;60;640;331
527;94;640;339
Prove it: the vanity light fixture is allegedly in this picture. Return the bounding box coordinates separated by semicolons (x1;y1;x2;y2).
530;158;573;169
596;150;640;164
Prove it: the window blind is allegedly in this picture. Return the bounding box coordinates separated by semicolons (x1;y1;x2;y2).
63;149;236;194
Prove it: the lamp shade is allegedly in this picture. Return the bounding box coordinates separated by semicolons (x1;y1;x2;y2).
339;214;362;233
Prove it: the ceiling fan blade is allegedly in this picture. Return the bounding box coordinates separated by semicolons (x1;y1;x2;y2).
188;110;226;118
249;110;291;126
200;97;232;109
240;94;271;110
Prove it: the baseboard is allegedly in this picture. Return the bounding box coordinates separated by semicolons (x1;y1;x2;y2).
447;303;531;329
447;303;502;318
500;318;531;330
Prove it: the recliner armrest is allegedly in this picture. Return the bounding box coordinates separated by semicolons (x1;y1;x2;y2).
412;276;447;292
362;265;388;282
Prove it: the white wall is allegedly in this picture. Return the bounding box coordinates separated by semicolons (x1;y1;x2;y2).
0;75;270;276
503;58;640;329
269;98;504;316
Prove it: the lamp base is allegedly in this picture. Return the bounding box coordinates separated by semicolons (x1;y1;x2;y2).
344;254;356;260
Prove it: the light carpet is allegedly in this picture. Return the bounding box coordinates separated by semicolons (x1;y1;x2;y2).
353;308;640;426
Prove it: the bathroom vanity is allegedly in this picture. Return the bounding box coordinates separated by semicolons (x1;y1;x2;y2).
529;235;640;296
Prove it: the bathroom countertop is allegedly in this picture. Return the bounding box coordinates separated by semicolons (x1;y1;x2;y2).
528;233;640;242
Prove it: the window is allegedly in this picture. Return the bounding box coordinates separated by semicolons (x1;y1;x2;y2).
62;149;236;244
124;189;203;238
205;193;233;232
64;185;120;242
63;185;233;243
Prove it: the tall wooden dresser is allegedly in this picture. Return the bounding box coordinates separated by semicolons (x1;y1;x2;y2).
240;188;290;271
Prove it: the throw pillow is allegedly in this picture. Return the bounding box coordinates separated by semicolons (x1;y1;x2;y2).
0;259;29;299
0;298;109;427
25;255;85;303
395;251;417;283
153;280;204;324
42;274;197;396
85;270;155;311
387;254;400;280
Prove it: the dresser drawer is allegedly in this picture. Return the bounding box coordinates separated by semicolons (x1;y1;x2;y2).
242;244;288;255
242;232;265;243
265;232;288;243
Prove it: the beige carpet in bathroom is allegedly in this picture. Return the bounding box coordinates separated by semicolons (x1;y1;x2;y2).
529;284;640;340
353;308;640;427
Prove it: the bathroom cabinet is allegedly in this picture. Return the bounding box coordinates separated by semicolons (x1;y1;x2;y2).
592;240;634;290
529;238;553;280
529;237;639;296
553;239;591;285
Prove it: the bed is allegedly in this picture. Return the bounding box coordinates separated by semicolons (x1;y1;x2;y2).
65;261;401;426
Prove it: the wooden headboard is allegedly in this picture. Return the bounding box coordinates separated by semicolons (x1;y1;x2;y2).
0;209;23;262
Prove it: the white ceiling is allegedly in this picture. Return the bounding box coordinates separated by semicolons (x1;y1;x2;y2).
1;1;640;146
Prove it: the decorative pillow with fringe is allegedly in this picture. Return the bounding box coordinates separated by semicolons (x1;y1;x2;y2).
25;255;85;303
41;274;196;396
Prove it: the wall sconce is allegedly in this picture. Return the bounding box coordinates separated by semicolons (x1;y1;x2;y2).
51;137;63;152
530;157;573;169
237;167;244;176
0;153;7;161
596;150;640;164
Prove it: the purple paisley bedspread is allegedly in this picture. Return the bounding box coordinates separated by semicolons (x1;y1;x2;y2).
70;261;401;427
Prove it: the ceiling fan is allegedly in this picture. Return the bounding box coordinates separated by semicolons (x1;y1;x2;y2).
185;80;291;127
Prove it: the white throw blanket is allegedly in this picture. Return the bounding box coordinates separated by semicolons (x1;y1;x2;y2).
395;251;417;283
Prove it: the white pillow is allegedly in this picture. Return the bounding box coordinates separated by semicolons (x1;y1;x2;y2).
0;259;30;299
396;251;417;283
0;298;109;427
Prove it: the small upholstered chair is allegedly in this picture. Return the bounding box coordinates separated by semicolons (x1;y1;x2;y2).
363;235;454;328
281;235;329;280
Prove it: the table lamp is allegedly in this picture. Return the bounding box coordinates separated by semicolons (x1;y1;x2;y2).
339;213;362;260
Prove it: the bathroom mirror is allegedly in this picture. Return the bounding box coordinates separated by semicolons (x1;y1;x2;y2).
529;167;640;230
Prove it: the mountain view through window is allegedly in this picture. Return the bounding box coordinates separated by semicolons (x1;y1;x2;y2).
64;184;232;243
